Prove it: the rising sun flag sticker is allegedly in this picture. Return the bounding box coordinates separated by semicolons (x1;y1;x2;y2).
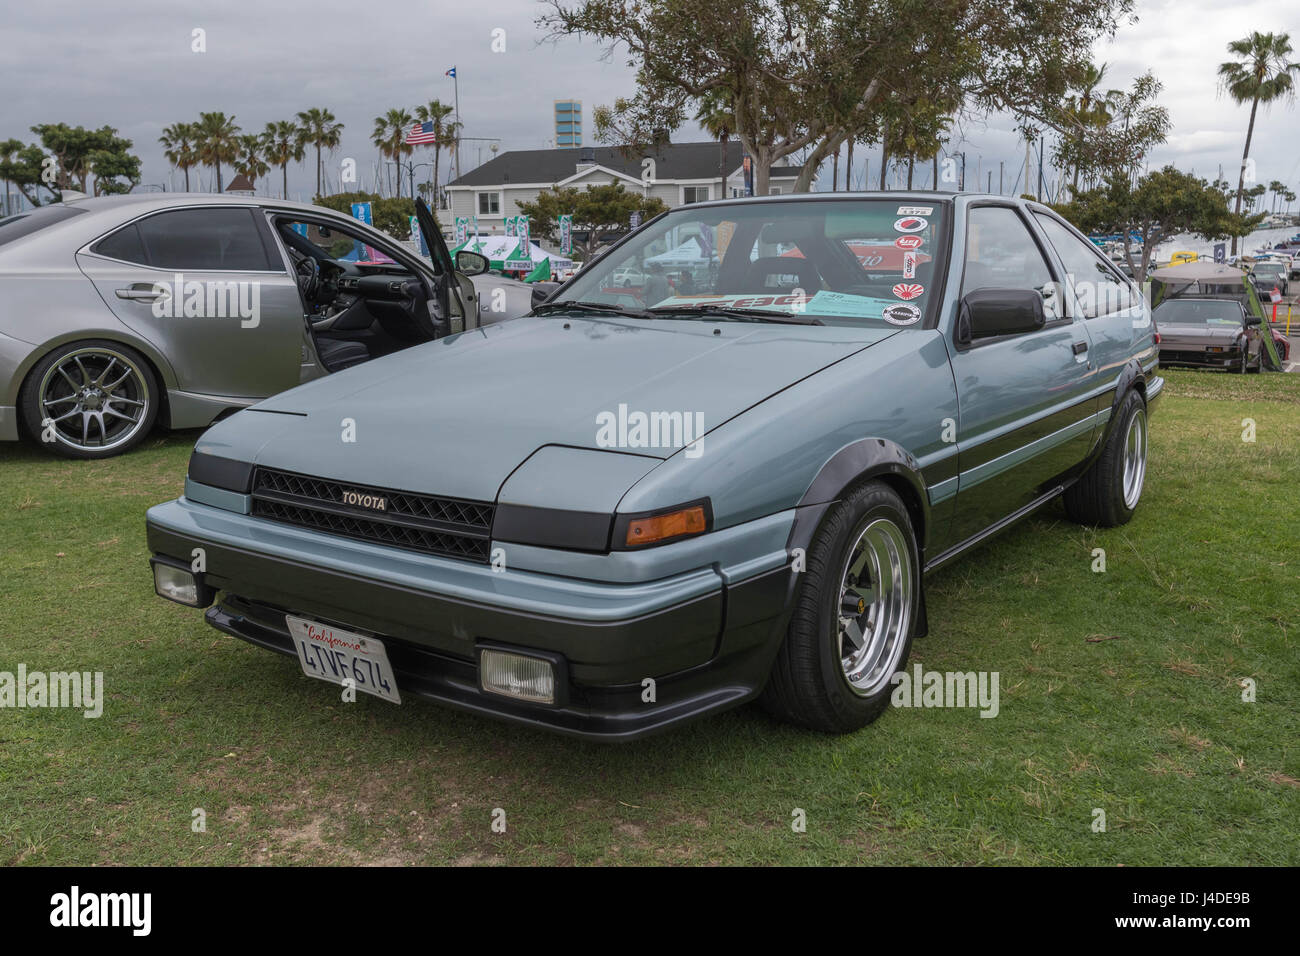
892;283;924;300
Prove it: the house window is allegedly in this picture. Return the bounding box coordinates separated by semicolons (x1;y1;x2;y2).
477;192;501;216
769;187;783;195
682;186;710;204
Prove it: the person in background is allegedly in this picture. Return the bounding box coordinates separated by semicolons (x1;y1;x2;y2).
642;261;670;305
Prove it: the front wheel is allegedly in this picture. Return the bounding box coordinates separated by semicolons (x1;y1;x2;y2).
1064;388;1147;527
761;480;920;733
19;340;159;459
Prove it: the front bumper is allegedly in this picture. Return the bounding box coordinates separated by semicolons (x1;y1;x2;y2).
1158;348;1242;370
146;496;801;740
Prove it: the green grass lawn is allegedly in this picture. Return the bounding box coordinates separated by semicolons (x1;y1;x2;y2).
2;367;1297;865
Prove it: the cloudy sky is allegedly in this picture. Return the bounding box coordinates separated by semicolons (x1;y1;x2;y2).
5;0;1297;201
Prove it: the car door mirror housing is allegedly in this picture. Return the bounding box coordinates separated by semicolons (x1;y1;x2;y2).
455;251;489;276
1244;315;1262;327
531;282;561;310
957;288;1047;343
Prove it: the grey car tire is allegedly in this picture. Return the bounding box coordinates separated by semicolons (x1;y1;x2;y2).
761;480;920;733
1064;388;1147;527
20;339;160;460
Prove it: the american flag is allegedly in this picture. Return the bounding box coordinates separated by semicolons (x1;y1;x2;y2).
405;121;438;145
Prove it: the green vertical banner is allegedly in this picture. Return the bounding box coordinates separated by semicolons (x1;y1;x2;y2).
559;214;572;255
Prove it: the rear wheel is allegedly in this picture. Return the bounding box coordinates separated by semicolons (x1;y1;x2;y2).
1064;388;1147;527
20;340;159;459
761;480;920;733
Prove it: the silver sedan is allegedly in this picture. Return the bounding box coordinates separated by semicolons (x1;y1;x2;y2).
0;194;486;458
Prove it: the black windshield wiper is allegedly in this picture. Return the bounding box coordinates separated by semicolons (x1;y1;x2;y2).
648;305;824;325
533;300;653;319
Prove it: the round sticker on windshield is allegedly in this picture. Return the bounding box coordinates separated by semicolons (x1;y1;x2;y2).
882;304;922;325
894;216;928;233
895;235;923;250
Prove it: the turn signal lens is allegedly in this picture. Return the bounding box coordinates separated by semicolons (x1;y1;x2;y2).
625;506;707;546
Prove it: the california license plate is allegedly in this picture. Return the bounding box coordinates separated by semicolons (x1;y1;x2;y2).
286;615;401;704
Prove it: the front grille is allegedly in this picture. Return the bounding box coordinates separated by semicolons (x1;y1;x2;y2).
250;467;494;562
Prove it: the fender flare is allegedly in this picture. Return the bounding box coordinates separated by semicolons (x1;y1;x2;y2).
1096;358;1147;451
791;437;932;638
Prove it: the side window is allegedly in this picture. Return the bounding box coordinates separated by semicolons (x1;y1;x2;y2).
962;206;1061;321
1034;213;1135;318
133;208;277;271
91;223;148;264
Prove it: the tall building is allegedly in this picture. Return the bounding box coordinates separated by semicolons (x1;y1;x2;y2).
554;100;582;148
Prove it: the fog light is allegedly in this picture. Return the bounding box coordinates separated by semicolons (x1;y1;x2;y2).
151;560;207;607
479;648;557;704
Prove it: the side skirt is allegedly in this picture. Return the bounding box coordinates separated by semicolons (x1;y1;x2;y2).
923;482;1068;575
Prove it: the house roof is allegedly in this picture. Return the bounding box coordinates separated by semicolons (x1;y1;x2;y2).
447;141;803;188
225;174;255;192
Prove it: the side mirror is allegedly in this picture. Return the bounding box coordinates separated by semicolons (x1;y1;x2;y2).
1245;315;1262;327
957;288;1046;343
455;251;489;276
530;282;560;310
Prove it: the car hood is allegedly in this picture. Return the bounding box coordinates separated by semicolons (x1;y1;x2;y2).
199;316;897;500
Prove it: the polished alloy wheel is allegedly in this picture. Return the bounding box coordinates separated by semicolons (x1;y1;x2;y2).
1121;407;1148;509
38;347;150;452
837;517;912;697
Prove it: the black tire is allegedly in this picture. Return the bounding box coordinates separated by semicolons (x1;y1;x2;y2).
761;480;920;733
1064;388;1147;527
19;339;160;460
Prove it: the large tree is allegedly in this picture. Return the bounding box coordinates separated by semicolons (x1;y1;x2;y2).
0;138;58;206
517;181;668;259
296;107;344;199
1218;31;1300;255
371;108;415;199
28;123;141;195
539;0;1132;194
1054;165;1261;277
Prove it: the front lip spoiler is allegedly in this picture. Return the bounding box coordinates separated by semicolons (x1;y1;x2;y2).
204;594;779;742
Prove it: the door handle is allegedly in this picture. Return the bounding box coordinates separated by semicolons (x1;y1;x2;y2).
1072;341;1088;355
115;288;168;301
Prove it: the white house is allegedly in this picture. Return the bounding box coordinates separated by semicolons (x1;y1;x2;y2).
444;142;805;236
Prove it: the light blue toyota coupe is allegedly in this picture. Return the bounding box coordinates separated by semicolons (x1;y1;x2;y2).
146;193;1162;740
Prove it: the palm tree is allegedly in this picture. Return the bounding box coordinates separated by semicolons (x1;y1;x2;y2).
414;100;460;208
159;122;200;191
694;93;733;200
296;108;344;199
233;135;269;191
1218;32;1300;254
262;121;303;200
1286;189;1297;215
196;112;240;192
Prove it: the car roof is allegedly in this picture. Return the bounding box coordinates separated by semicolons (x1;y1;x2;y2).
683;190;1031;212
62;192;330;216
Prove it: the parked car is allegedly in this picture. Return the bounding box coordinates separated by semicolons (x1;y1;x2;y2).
147;193;1162;740
1249;260;1290;298
0;195;486;458
1154;298;1269;372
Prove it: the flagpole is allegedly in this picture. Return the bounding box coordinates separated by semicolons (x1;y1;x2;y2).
453;68;462;181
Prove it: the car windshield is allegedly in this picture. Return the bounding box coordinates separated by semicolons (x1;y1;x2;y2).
0;204;88;248
549;198;948;327
1153;299;1242;326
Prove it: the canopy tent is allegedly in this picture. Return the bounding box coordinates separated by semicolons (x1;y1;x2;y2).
1149;262;1254;308
449;236;573;276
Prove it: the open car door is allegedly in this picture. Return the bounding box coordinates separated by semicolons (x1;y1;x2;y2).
415;197;478;332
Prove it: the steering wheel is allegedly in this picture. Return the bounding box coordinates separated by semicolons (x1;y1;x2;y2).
296;255;322;303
